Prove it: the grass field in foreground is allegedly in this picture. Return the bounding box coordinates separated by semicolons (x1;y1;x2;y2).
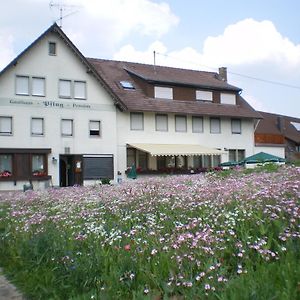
0;166;299;299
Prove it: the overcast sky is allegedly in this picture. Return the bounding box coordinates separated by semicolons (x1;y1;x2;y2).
1;0;300;118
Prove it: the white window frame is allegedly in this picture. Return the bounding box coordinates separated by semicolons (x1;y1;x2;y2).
231;119;241;134
59;79;72;98
130;113;144;131
154;86;173;99
192;116;203;133
0;116;13;135
74;81;87;99
32;77;45;97
210;117;221;134
175;115;187;132
196;90;213;101
16;75;29;95
89;120;101;137
155;114;168;132
31;118;44;136
61;119;74;137
220;93;236;105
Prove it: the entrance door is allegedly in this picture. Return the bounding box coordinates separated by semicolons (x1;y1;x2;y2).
59;155;83;187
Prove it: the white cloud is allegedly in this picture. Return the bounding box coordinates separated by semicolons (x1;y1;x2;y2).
0;31;15;70
64;0;179;55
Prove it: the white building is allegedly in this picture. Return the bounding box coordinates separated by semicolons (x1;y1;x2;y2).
0;24;261;190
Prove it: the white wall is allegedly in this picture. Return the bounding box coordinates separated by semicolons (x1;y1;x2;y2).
117;111;255;176
0;32;118;190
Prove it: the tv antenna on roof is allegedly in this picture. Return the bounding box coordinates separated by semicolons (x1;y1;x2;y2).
49;1;81;28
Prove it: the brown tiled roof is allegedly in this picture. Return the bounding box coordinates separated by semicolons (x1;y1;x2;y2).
256;111;300;143
88;58;261;119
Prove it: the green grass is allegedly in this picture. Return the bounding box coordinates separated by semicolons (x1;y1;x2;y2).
0;166;299;299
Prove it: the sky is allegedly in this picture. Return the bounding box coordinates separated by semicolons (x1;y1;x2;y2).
1;0;300;118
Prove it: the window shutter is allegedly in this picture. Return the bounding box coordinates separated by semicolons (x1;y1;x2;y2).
231;119;241;134
32;118;43;135
74;81;86;99
16;76;29;95
32;78;45;96
0;117;12;134
220;93;236;105
59;80;71;98
154;86;173;99
175;116;187;132
62;119;73;136
196;90;212;101
210;118;221;133
192;116;203;133
130;113;144;130
156;114;168;131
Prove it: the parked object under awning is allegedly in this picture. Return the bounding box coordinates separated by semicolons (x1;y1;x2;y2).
128;143;225;156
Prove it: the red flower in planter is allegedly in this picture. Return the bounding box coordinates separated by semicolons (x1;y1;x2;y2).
0;171;12;178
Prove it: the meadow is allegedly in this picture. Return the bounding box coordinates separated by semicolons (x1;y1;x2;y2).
0;165;299;299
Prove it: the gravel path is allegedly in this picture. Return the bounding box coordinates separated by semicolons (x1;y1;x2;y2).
0;269;24;300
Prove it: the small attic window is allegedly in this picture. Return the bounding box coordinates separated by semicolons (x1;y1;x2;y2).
49;42;56;55
120;81;135;90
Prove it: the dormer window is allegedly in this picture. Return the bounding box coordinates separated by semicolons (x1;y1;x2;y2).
154;86;173;99
291;122;300;131
120;81;135;90
196;90;212;101
220;93;236;105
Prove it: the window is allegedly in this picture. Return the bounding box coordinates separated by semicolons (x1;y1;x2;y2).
212;155;221;167
49;42;56;55
16;76;29;95
130;113;144;130
154;86;173;99
210;118;221;133
31;118;44;136
59;80;72;98
175;115;187;132
32;155;46;176
231;119;241;134
196;90;213;101
74;81;86;99
0;116;12;135
61;119;73;136
220;93;236;105
0;155;12;178
120;81;135;90
32;77;45;96
229;149;245;162
155;114;168;131
89;120;101;137
192;116;203;133
127;148;136;168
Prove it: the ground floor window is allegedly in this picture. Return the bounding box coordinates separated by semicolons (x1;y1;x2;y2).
0;149;50;181
0;154;12;178
229;149;245;162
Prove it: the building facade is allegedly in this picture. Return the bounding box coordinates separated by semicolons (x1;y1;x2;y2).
0;24;262;190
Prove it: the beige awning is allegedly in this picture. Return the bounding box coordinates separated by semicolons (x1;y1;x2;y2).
128;143;225;156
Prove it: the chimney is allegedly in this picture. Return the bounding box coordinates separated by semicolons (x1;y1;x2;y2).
219;67;227;82
276;116;285;133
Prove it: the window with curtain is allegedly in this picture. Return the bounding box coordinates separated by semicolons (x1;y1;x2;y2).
74;81;86;99
32;154;46;176
89;120;100;136
61;119;73;136
130;113;144;130
31;118;44;136
192;116;203;133
155;114;168;131
0;116;12;135
59;80;72;98
16;76;29;95
210;118;221;133
32;77;45;96
175;115;187;132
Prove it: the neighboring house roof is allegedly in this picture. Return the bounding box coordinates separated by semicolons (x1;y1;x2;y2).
256;111;300;144
88;58;261;119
